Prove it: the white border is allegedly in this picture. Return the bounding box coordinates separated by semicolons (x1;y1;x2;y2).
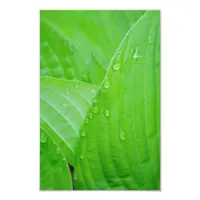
0;0;200;199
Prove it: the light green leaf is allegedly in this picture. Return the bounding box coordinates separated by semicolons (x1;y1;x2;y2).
74;11;160;190
40;129;72;190
40;10;145;84
40;77;98;166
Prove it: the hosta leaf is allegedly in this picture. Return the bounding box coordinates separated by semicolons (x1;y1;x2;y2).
74;11;160;190
40;10;145;84
40;77;98;166
40;129;72;190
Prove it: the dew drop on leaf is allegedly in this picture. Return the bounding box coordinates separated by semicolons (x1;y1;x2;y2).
112;63;121;71
40;132;48;143
92;103;99;113
81;131;86;137
119;130;126;141
103;77;110;89
133;48;142;62
105;109;110;117
88;112;93;119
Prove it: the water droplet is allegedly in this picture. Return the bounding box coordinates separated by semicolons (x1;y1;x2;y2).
80;152;85;159
91;88;96;95
105;109;110;117
40;132;48;143
112;62;121;71
81;131;86;137
92;103;99;113
133;48;142;62
120;130;126;141
148;52;152;57
84;118;89;124
88;112;93;119
103;77;110;89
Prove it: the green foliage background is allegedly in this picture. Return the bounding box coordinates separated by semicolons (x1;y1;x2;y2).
40;10;160;190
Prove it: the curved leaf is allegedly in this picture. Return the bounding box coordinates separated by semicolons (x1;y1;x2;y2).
40;129;72;190
74;11;160;190
40;77;98;166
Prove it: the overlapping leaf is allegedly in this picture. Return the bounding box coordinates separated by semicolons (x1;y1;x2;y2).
40;130;72;190
40;77;98;166
40;10;145;85
74;11;160;190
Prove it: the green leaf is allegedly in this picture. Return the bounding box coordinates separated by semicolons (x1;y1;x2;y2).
74;11;160;190
40;129;72;190
40;10;145;84
40;19;89;81
40;77;98;166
